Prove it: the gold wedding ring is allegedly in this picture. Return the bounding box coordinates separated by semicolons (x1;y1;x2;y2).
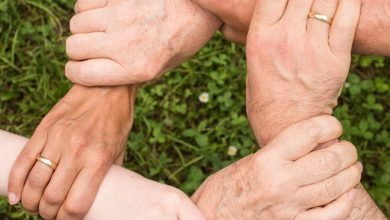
309;12;333;25
37;155;58;170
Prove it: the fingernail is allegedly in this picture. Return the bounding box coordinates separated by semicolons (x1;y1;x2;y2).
357;162;364;172
8;192;18;205
347;189;356;200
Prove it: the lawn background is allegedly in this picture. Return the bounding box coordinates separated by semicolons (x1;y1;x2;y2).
0;0;389;219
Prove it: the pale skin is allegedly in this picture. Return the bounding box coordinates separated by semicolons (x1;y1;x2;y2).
2;117;362;220
193;0;387;220
0;130;206;220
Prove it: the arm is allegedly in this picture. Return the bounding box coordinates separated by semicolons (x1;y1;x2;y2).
0;130;205;220
245;0;386;219
195;0;390;56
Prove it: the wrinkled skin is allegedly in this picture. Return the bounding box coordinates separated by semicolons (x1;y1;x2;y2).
8;85;136;220
244;0;386;219
65;0;221;86
193;116;362;220
245;0;361;144
196;0;390;56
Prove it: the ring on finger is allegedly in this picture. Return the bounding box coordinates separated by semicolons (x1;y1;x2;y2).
308;12;333;25
36;155;58;170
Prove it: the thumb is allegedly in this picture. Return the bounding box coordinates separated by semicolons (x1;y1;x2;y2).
65;59;132;86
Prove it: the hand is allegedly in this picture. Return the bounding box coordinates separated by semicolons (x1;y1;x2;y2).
245;0;361;145
195;0;390;56
244;1;386;219
8;85;136;220
192;116;362;219
65;0;221;86
86;166;206;220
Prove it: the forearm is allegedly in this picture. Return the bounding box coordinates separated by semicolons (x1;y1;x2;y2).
353;0;390;56
0;130;205;220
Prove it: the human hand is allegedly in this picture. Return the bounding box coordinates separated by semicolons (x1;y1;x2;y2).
192;116;362;220
65;0;221;86
86;166;206;220
8;85;136;220
245;0;361;145
195;0;390;55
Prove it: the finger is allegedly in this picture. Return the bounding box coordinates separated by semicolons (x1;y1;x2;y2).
74;0;108;14
220;25;247;44
65;59;130;86
292;140;358;185
57;167;109;220
267;115;343;161
251;0;288;26
39;160;81;220
21;136;61;212
284;0;314;27
298;162;362;208
66;33;112;61
329;0;361;53
70;8;108;34
307;0;339;41
8;128;48;205
296;188;356;220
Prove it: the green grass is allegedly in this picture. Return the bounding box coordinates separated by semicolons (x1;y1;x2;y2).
0;0;389;219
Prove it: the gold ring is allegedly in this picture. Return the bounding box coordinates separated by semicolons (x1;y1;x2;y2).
36;155;57;170
309;12;333;25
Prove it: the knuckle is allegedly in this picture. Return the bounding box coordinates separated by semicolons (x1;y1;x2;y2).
69;135;88;156
21;196;37;213
340;141;358;161
91;151;112;170
132;65;158;83
324;178;342;199
43;188;65;205
64;62;74;80
69;16;78;34
317;0;338;7
322;150;341;173
27;171;46;188
39;203;55;220
63;200;88;217
351;164;363;183
65;36;79;59
302;119;321;138
18;150;36;164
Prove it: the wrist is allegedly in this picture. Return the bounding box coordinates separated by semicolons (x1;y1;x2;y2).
347;184;387;220
353;0;390;56
247;96;333;146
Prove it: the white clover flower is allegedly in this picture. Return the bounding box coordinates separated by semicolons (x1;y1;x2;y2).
344;82;351;88
227;146;238;156
199;92;209;103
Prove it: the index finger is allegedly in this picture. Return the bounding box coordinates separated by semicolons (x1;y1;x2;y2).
266;115;343;161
